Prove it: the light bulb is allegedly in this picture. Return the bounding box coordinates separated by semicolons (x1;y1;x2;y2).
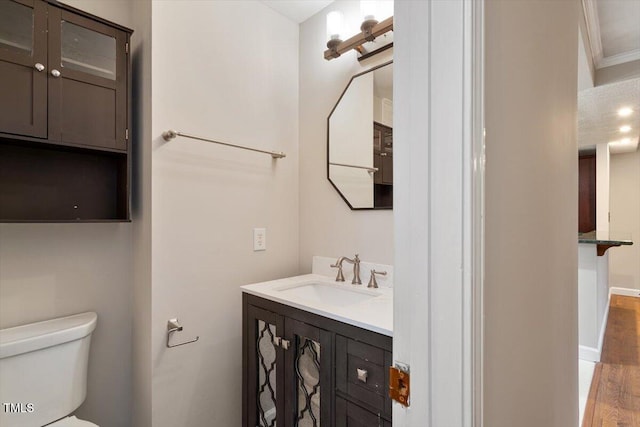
618;107;633;117
377;0;394;21
326;11;344;41
361;1;378;22
620;125;631;133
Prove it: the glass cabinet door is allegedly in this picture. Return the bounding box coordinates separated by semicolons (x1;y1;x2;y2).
246;306;286;427
0;0;47;138
0;0;35;55
284;319;332;427
61;20;117;80
47;6;128;150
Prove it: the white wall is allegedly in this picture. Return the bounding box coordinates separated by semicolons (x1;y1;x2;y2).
484;1;579;426
596;142;610;232
299;0;393;272
0;225;132;427
150;2;299;426
578;245;610;361
610;150;640;289
0;2;134;426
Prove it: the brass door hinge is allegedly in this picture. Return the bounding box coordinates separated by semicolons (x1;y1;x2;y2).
125;128;129;140
125;42;129;54
389;363;410;407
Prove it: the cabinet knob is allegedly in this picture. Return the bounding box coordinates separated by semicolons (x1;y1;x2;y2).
34;63;45;72
357;368;368;383
51;69;61;78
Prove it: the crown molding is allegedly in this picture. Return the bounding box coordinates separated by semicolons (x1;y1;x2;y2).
598;49;640;69
582;0;640;70
582;0;604;67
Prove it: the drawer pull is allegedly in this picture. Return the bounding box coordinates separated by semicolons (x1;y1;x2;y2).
357;368;368;383
273;336;291;350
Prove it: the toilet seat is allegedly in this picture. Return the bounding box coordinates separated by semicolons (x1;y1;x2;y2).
48;416;99;427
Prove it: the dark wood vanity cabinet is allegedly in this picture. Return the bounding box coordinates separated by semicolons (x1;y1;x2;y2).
243;293;393;427
0;0;132;221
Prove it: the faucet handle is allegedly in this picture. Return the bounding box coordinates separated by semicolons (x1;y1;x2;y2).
331;261;345;282
368;269;387;288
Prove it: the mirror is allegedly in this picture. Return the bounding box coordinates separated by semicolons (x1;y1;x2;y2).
328;61;393;210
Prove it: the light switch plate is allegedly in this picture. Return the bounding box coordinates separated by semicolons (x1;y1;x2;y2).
253;228;266;251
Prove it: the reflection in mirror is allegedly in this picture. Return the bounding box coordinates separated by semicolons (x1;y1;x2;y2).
328;61;393;209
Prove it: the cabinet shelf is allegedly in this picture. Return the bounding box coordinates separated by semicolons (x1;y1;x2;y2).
0;37;30;53
61;57;116;78
0;140;129;222
0;133;128;154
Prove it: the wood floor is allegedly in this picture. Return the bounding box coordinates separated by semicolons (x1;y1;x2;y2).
583;295;640;427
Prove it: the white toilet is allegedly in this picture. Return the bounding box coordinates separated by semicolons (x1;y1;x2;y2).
0;312;99;427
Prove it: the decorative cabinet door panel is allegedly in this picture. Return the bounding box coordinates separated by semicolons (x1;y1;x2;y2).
0;0;47;138
47;7;128;150
284;318;332;427
246;305;286;427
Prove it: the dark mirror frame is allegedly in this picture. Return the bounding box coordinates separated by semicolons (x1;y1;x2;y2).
327;60;393;211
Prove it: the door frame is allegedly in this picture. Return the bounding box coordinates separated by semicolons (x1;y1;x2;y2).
393;1;485;426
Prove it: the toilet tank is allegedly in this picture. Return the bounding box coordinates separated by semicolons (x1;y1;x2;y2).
0;312;97;427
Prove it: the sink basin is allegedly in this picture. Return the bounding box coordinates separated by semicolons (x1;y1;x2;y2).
274;282;381;307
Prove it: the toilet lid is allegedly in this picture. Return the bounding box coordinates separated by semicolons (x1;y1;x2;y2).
48;416;99;427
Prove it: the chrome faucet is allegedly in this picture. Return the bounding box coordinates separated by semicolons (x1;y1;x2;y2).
331;254;362;285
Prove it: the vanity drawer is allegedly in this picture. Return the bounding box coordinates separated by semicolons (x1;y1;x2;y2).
336;335;391;415
336;397;391;427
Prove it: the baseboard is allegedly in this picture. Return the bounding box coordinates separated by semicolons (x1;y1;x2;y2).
596;298;609;360
580;295;611;363
579;345;601;362
610;287;640;298
580;289;640;362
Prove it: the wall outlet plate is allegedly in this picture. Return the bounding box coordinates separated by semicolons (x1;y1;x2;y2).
253;228;266;251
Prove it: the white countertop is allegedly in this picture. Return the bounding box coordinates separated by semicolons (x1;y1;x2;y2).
241;273;393;336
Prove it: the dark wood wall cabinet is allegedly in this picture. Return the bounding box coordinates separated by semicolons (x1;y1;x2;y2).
373;122;393;209
0;0;132;222
243;293;393;427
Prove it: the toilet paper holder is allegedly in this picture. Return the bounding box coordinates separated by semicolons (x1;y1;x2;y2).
166;318;199;348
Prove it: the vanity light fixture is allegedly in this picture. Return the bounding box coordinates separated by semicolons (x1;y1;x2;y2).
326;11;345;56
619;125;631;133
618;107;633;117
324;2;393;61
360;1;379;41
